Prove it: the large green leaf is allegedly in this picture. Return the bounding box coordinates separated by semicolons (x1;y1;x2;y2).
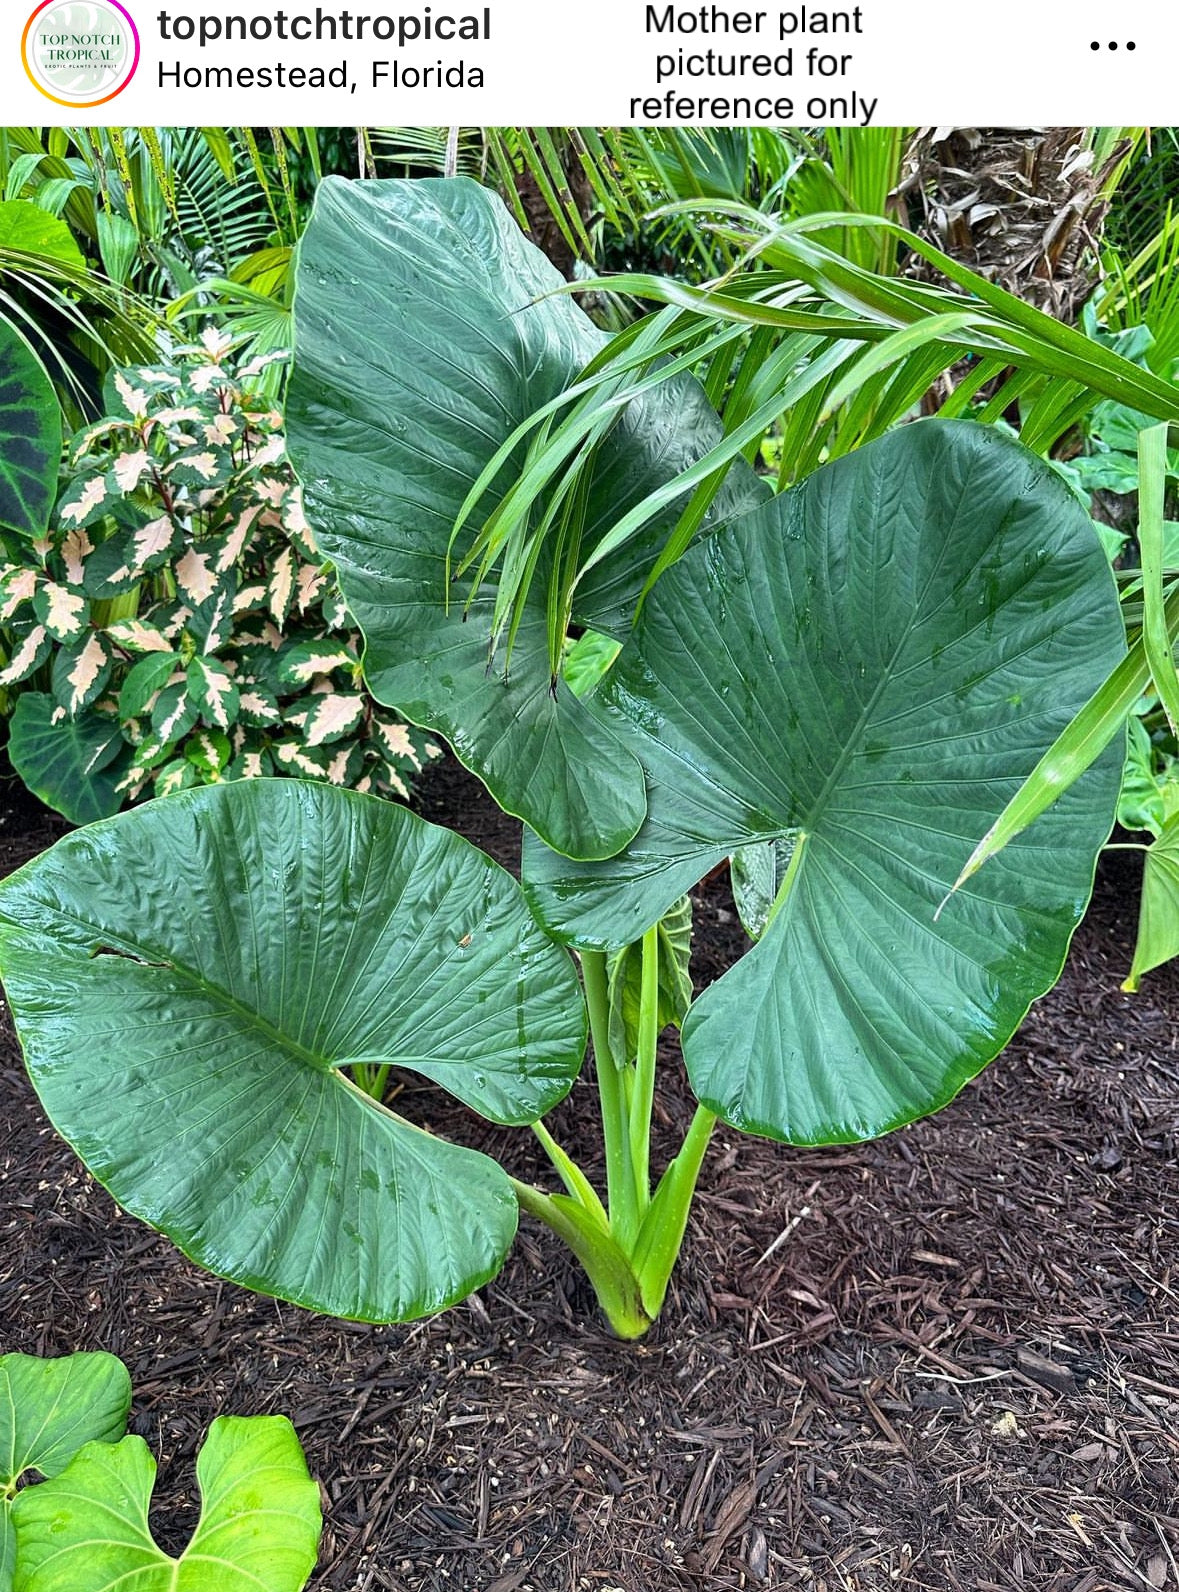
286;176;764;860
1;1352;131;1591
11;1417;321;1591
0;317;60;540
0;780;586;1321
7;695;128;825
524;422;1125;1143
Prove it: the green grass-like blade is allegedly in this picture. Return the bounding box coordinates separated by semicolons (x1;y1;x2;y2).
1139;423;1179;736
947;587;1179;900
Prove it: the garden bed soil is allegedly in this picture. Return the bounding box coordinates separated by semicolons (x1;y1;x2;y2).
2;757;1178;1592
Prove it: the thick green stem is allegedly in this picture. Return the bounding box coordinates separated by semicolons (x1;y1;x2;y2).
580;948;639;1249
511;1178;651;1339
764;829;809;933
628;923;660;1213
531;1118;609;1230
511;919;723;1337
632;1104;717;1318
91;586;142;628
352;1062;390;1101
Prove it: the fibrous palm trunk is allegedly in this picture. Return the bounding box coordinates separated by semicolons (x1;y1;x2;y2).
899;126;1133;318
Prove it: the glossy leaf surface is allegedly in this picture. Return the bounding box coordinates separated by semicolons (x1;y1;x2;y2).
7;695;126;825
0;317;60;541
0;780;586;1321
12;1417;320;1591
1;1353;130;1592
286;176;763;859
525;422;1125;1143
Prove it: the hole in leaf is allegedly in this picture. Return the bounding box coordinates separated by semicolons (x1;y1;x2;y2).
89;945;171;969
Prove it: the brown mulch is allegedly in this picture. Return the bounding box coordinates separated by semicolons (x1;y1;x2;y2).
2;758;1178;1592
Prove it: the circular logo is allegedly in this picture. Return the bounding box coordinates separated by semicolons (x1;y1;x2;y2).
22;0;139;106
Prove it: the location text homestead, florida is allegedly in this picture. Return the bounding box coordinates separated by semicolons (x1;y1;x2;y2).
154;6;491;88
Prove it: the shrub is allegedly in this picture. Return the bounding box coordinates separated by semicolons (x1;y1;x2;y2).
0;330;436;823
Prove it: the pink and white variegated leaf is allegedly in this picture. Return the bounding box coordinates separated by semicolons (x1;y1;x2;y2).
0;567;39;620
155;758;197;796
378;761;411;800
150;680;200;745
58;632;113;714
122;514;182;578
217;503;264;572
104;618;173;653
189;363;228;395
323;742;365;787
0;625;50;685
296;563;327;611
174;547;219;604
251;435;285;470
373;717;425;770
232;582;268;614
151;406;203;429
185;727;232;778
198;584;236;655
302;691;365;747
112;448;151;492
237;748;266;778
271;739;331;778
204;413;238;446
200;325;234;359
61;528;94;585
268;548;296;625
69;419;127;463
278;640;357;687
34;582;89;642
237;684;281;726
113;370;149;419
114;765;150;798
58;475;108;527
255;476;286;508
284;488;319;559
167;449;222;484
187;657;240;730
320;589;350;628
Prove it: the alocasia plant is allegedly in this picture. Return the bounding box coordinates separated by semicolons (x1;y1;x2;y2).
0;178;1128;1339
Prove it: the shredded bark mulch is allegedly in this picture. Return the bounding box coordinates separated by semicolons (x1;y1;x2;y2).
1;759;1177;1592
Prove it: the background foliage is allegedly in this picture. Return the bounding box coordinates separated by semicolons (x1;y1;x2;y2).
2;123;1178;982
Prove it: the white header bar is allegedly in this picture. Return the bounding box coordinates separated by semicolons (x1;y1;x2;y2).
6;0;1172;125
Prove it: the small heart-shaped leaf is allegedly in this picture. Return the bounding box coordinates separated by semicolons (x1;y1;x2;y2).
12;1416;321;1591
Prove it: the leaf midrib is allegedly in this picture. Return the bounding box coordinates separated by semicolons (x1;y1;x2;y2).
3;900;333;1077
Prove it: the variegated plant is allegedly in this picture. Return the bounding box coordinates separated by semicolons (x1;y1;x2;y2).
0;329;436;823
